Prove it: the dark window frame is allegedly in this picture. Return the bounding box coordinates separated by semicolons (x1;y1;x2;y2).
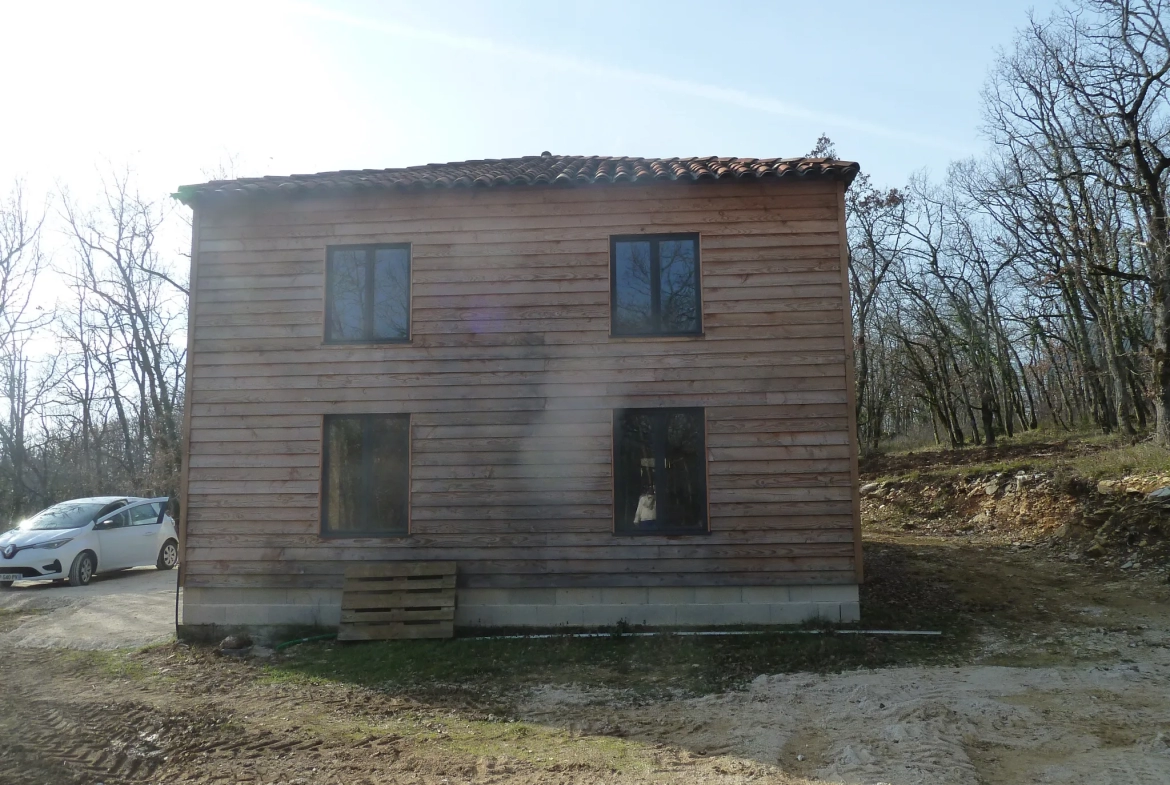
612;407;709;537
324;243;412;344
609;233;703;337
320;413;412;538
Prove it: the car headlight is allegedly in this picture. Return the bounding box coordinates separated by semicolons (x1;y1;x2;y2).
30;538;73;550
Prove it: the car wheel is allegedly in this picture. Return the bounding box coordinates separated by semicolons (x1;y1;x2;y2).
157;539;178;570
68;552;95;587
0;580;13;589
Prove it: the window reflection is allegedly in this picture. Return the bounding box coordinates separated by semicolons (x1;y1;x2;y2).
611;235;700;335
659;240;698;333
373;247;410;340
326;245;411;342
614;408;707;535
614;240;654;334
328;249;366;341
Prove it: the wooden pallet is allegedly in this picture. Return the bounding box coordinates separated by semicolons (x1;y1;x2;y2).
338;561;456;641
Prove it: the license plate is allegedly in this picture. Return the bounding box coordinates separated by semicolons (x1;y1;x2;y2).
0;573;22;582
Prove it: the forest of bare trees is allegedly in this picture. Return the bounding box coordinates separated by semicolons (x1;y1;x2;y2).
0;0;1165;526
845;0;1170;454
0;174;187;526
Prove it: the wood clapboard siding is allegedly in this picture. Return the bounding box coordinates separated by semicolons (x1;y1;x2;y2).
183;178;860;591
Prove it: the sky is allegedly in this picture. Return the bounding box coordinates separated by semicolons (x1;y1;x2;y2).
0;0;1058;201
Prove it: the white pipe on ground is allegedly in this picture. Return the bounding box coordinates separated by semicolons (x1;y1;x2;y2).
464;629;942;640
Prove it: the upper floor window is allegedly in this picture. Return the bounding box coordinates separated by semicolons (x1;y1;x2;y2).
610;234;701;336
326;244;411;343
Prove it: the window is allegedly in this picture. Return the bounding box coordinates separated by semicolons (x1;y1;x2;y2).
325;244;411;343
129;503;163;526
322;414;410;536
611;234;701;336
613;408;707;535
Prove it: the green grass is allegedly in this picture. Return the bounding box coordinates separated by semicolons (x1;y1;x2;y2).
264;624;960;699
55;649;150;681
1063;441;1170;479
868;432;1169;486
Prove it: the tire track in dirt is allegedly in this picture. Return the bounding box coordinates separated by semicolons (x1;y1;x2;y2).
0;699;169;784
0;648;418;785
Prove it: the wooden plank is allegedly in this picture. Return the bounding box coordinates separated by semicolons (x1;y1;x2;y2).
191;543;856;564
189;335;845;366
199;206;842;240
185;569;857;591
341;608;456;623
185;527;859;547
193;391;855;417
191;351;846;380
338;561;455;639
342;593;456;610
344;561;455;578
190;375;842;405
341;575;456;592
199;220;843;252
192;363;844;392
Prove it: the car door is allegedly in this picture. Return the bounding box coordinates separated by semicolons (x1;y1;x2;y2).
93;507;137;570
124;499;168;567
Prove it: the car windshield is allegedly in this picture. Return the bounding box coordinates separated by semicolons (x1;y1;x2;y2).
19;501;108;531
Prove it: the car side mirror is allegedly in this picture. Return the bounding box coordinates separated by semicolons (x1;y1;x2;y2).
95;519;113;530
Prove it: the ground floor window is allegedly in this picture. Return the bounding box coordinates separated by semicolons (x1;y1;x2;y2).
322;414;410;536
613;407;707;535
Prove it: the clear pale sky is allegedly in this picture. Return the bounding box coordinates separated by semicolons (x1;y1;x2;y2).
1;0;1057;198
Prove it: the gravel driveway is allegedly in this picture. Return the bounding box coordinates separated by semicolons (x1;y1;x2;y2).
0;567;178;649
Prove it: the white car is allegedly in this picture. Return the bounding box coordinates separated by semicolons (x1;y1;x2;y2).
0;496;178;588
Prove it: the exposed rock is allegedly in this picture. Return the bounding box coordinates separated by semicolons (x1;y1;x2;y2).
860;482;881;497
1098;480;1119;494
984;482;1000;496
1148;487;1170;504
220;634;252;651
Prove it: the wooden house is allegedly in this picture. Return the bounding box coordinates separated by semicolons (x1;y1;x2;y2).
174;154;863;635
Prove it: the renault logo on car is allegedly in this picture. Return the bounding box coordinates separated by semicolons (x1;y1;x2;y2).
2;544;15;559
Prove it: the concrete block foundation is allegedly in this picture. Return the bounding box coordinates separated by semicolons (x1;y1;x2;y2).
181;585;860;636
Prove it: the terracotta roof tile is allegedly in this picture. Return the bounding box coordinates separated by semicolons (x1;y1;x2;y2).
175;154;859;204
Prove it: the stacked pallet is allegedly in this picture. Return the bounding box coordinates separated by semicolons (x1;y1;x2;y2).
338;562;456;641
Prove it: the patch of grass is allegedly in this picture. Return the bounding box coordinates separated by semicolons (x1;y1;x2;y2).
267;633;943;697
867;433;1168;486
266;622;960;699
438;718;652;774
1064;442;1170;479
57;649;150;681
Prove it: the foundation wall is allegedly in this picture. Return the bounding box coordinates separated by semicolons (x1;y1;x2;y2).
180;585;860;632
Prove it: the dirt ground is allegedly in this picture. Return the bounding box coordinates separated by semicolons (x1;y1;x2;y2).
0;567;176;650
2;439;1170;784
3;533;1169;785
